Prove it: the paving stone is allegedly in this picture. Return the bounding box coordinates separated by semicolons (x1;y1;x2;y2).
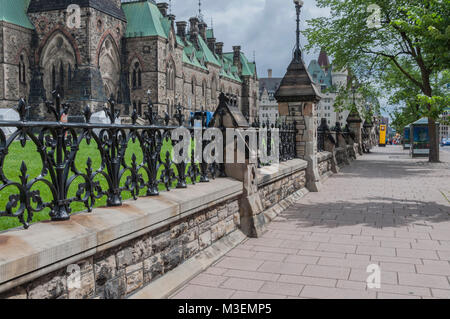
278;275;337;288
221;278;265;292
416;264;450;276
215;257;264;271
303;265;350;280
300;286;376;299
258;261;306;276
190;274;228;288
398;273;450;289
171;285;235;299
397;248;439;260
222;269;280;282
259;282;303;296
231;291;286;299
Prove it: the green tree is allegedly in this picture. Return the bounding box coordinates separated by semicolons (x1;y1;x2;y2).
304;0;450;162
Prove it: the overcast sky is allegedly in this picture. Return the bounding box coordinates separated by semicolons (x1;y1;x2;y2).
168;0;330;78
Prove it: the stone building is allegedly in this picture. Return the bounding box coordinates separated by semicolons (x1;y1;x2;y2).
439;107;449;142
0;0;259;122
258;69;281;124
307;49;349;128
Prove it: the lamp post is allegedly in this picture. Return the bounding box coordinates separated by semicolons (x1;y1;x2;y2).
293;0;304;62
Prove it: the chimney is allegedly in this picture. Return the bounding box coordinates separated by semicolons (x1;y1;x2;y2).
207;37;216;53
215;42;223;56
189;17;200;47
198;22;207;42
176;21;187;41
168;14;176;29
157;3;169;17
268;69;272;78
233;46;242;71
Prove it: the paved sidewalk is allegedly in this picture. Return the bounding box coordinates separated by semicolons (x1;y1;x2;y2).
170;146;450;299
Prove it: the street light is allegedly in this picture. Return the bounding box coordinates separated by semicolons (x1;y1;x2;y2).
293;0;304;62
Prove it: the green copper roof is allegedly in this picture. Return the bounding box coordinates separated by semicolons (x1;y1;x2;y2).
197;35;221;67
0;0;34;29
223;52;256;77
123;0;166;38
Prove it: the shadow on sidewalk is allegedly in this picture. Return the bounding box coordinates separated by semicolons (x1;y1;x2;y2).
280;196;450;230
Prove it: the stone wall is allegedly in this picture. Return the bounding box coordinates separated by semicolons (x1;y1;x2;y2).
258;170;306;212
0;198;241;299
0;22;33;107
257;160;308;212
336;147;347;167
317;152;333;178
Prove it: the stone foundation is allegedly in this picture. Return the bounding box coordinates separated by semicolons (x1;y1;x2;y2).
0;197;240;300
257;159;308;212
317;152;333;178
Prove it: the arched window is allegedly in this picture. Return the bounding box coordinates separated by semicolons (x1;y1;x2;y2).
138;69;142;88
59;61;64;88
166;62;175;91
211;77;218;100
19;55;25;84
131;61;142;89
202;81;207;97
132;69;137;88
138;100;142;117
68;64;72;86
191;77;196;95
52;65;56;90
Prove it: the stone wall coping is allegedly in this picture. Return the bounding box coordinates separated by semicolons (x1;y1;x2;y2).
257;159;308;187
0;178;243;292
317;151;332;162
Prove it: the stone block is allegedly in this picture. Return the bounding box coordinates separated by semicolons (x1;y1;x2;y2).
162;247;183;273
151;229;171;253
27;270;67;299
68;259;95;299
211;220;227;242
143;253;164;284
171;222;188;239
199;231;212;249
94;253;117;287
183;240;200;259
126;269;143;295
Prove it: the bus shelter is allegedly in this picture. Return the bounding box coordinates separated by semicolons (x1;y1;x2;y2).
409;118;439;158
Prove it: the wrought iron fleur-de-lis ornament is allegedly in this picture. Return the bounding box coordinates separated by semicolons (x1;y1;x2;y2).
104;94;120;124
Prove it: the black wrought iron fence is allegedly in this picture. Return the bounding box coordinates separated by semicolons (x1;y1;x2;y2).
251;118;297;167
0;89;223;229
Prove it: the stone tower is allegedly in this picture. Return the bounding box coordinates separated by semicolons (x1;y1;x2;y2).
27;0;128;121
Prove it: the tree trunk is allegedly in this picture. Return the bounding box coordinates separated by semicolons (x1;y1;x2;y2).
428;118;439;163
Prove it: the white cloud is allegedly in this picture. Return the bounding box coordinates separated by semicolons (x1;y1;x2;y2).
152;0;329;78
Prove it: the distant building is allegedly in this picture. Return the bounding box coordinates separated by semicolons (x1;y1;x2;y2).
307;49;350;128
258;69;281;124
440;108;449;141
